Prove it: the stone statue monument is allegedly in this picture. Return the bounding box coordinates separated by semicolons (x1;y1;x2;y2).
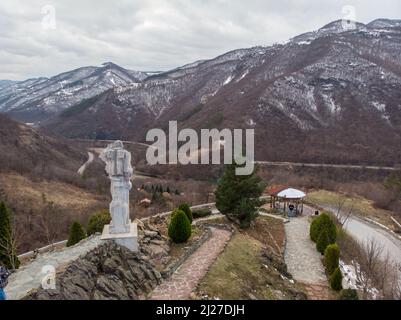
100;140;138;251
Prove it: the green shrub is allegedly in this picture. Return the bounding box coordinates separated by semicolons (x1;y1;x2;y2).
310;217;320;242
87;210;111;236
339;289;359;300
324;244;340;275
310;213;337;244
178;203;193;223
168;209;192;243
192;209;212;219
316;229;330;254
329;267;343;291
67;221;86;247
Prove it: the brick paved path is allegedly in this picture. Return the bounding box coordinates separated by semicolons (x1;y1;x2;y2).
303;283;332;300
149;227;232;300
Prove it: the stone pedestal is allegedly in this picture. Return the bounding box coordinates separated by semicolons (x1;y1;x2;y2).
101;222;138;252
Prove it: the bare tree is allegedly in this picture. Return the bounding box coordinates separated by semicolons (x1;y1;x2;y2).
0;214;24;269
37;193;63;248
353;238;401;300
335;194;355;227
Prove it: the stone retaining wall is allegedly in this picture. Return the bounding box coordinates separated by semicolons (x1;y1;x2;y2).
24;241;163;300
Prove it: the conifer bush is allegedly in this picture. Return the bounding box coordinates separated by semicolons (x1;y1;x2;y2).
316;228;330;254
87;210;111;236
339;289;358;300
67;221;86;247
329;267;343;291
178;203;193;223
168;209;192;243
310;213;337;244
324;244;340;275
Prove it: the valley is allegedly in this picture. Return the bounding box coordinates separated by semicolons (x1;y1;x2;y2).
1;14;401;302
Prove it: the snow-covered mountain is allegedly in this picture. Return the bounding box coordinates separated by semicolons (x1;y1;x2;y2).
2;19;401;165
0;62;147;122
0;80;16;90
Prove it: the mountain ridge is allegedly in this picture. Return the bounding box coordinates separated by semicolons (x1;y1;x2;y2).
1;18;401;165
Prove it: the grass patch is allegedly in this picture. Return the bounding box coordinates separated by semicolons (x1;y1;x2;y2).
307;190;393;228
198;232;277;300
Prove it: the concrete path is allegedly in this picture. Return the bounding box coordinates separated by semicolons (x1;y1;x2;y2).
149;227;232;300
284;216;327;285
5;236;102;300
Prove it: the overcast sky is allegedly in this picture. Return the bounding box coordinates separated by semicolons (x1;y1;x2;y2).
1;0;400;80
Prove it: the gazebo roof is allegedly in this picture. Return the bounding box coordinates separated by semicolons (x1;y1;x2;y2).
277;188;306;199
266;185;288;196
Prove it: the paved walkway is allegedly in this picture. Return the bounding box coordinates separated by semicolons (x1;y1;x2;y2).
284;216;328;299
6;236;102;300
149;227;232;300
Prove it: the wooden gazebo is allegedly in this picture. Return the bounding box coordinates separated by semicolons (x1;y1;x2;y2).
277;188;306;217
266;185;288;210
266;186;306;217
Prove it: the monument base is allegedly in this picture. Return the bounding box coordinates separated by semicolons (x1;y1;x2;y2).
101;222;138;252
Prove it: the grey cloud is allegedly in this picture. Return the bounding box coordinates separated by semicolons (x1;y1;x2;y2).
0;0;400;80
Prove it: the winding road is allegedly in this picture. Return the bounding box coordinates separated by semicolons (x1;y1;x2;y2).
77;151;94;175
317;204;401;266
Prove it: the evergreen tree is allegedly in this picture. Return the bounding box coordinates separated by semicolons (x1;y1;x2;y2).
166;186;171;194
385;172;401;198
215;162;264;228
87;210;111;236
310;213;337;244
178;203;193;223
324;244;340;275
316;228;330;254
175;189;180;195
0;201;20;269
168;209;191;243
67;221;86;247
330;267;343;291
339;289;359;300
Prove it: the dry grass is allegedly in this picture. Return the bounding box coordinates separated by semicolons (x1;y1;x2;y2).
197;216;303;300
242;216;286;256
0;173;106;212
307;189;395;229
197;232;277;299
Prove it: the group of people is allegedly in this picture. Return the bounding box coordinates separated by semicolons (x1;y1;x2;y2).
0;264;11;300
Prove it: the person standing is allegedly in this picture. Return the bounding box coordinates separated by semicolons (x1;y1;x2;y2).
0;264;11;300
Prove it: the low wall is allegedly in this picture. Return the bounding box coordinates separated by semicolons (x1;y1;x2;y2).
18;202;217;263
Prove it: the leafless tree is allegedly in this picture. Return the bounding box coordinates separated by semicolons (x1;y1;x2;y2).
353;238;401;300
37;193;63;248
0;214;24;269
335;194;355;227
